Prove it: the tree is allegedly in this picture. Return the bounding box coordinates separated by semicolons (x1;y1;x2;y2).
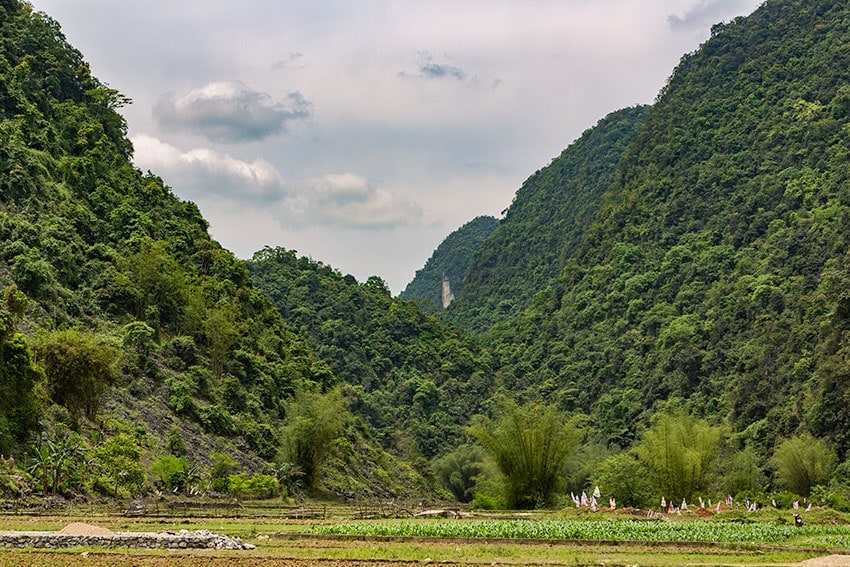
27;426;85;495
635;411;723;504
152;454;190;493
719;447;768;497
468;400;581;509
204;301;241;379
771;434;836;497
123;239;188;334
592;452;654;508
432;444;487;503
0;298;41;454
280;385;349;489
93;433;145;497
34;329;120;424
208;450;238;493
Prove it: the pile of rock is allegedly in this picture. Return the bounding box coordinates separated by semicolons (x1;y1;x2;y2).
0;523;254;550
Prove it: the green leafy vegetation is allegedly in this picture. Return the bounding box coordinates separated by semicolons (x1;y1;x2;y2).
310;518;850;547
401;215;498;313
635;412;723;504
248;246;495;461
6;0;850;514
445;106;649;332
441;0;850;483
279;385;349;489
772;434;837;497
0;0;375;499
468;400;581;509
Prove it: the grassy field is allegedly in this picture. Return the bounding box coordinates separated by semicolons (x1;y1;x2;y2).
0;505;849;566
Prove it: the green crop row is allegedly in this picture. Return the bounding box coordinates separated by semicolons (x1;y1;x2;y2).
310;519;850;548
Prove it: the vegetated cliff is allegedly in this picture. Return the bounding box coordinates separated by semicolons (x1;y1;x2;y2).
445;106;649;333
401;216;498;314
0;0;424;499
248;247;495;460
9;0;850;505
477;0;850;458
0;0;323;461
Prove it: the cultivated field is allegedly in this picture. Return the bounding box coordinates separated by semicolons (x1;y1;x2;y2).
2;503;850;566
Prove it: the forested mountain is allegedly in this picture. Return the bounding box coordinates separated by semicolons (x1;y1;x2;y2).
8;0;850;509
249;247;494;459
471;0;850;459
400;216;498;313
0;0;423;499
0;0;323;453
443;106;649;332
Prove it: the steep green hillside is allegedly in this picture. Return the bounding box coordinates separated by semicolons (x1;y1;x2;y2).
485;0;850;457
0;0;322;449
249;247;494;460
446;106;649;333
401;216;498;313
0;0;422;499
10;0;850;508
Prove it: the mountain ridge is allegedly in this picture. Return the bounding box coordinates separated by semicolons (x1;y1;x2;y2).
446;0;850;459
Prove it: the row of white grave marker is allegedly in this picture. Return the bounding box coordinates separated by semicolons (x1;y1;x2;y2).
571;488;811;514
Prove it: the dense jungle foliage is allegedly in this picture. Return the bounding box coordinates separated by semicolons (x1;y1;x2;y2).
248;246;494;460
442;0;850;464
5;0;850;511
445;106;649;333
400;215;498;314
0;0;424;500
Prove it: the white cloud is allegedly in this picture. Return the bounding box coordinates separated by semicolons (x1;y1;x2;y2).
132;135;423;230
131;134;286;201
153;80;312;143
398;52;469;82
668;0;755;30
33;0;765;293
289;173;424;229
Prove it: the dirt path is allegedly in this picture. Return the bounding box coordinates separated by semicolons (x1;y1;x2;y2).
0;553;497;567
800;556;850;567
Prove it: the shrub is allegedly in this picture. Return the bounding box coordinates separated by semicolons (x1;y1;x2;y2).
34;329;120;423
432;445;487;503
208;450;237;493
197;404;236;436
280;386;349;489
228;472;278;500
771;434;836;497
165;426;187;457
152;454;189;493
469;399;581;509
635;411;723;503
93;433;145;497
810;485;850;512
592;452;654;508
770;490;800;509
720;447;768;496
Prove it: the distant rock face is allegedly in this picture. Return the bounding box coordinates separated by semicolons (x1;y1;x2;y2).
401;215;498;312
441;275;454;309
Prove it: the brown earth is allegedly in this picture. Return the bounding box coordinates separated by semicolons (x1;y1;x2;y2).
8;554;850;567
0;554;498;566
800;556;850;566
56;522;115;536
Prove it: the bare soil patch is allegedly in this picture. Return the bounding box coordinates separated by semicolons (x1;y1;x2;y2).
0;554;488;566
57;522;114;536
800;556;850;567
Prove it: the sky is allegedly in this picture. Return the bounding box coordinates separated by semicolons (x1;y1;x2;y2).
32;0;763;294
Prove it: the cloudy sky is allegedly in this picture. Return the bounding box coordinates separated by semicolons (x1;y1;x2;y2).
32;0;762;294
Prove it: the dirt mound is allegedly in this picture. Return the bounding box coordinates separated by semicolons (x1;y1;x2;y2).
799;556;850;566
57;522;114;536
